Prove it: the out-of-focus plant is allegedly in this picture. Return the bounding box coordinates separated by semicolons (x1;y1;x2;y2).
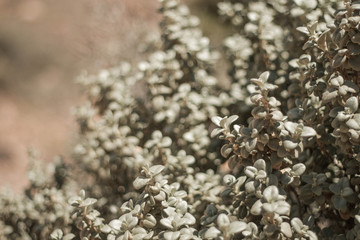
1;0;360;239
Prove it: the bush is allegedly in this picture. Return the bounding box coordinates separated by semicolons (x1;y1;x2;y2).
1;0;360;239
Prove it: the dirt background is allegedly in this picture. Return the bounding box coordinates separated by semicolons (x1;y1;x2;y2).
0;0;223;192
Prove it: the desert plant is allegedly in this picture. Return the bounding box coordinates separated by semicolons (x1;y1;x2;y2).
1;0;360;239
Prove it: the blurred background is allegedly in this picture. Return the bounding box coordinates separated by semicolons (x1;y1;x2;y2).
0;0;223;192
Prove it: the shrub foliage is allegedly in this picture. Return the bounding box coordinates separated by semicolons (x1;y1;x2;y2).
1;0;360;239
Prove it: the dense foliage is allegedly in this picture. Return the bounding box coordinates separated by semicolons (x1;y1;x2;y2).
1;0;360;239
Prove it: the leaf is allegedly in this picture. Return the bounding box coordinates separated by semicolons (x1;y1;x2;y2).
245;138;257;152
263;186;280;202
330;75;344;87
162;137;172;147
125;214;139;229
250;199;263;215
303;40;315;50
296;26;310;35
204;227;221;239
264;224;277;236
68;196;82;206
338;177;350;188
254;159;266;171
268;138;280;151
217;213;230;228
316;173;327;184
262;203;276;213
160;218;174;230
205;204;218;217
223;174;236;185
220;188;232;197
259;71;270;83
298;54;311;64
174;190;187;198
291;217;304;233
242;222;258;237
274;201;291;215
351;33;360;43
355;215;360;224
63;233;76;240
123;230;131;239
271;110;284;121
301;126;316;137
50;229;63;240
286;107;301;119
244;166;257;178
307;21;318;35
154;191;166;201
245;180;258;193
100;225;111;234
221;144;233;158
329;183;341;195
109;219;122;231
252;106;268;119
351;2;360;10
238;205;248;219
251;79;263;87
256;170;267;180
132;227;147;236
322;90;338;102
164;231;180;240
211;116;222;126
225;115;239;128
152;130;163;139
233;124;240;133
149;165;165;176
133;176;151;190
183;213;196;225
312;186;322;196
284;121;298;135
342;187;354;197
292;163;306;176
332;195;347;210
79;189;86;199
80;198;97;207
281;222;292;238
344;80;360;93
211;128;223;138
317;30;328;51
349;55;360;71
283;140;298;150
281;172;293;184
347;119;360;130
345;96;359;113
241;127;252;137
332;53;347;68
143;214;157;228
329;106;343;118
228;221;247;235
308;230;318;240
235;176;247;189
263;83;278;91
250;93;263;103
183;131;195;142
347;42;360;55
